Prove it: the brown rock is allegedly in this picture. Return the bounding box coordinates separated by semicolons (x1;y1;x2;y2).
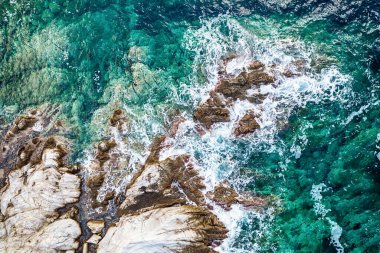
119;155;206;215
109;109;127;130
206;181;239;210
0;105;61;188
207;181;267;211
194;61;274;129
237;194;267;208
193;92;230;129
234;111;260;136
95;140;116;166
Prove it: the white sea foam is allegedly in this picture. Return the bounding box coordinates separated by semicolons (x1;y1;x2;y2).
327;219;345;253
311;183;345;253
180;15;352;252
81;14;353;251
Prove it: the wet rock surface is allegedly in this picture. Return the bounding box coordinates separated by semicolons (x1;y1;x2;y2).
194;60;274;135
193;91;231;129
119;154;206;214
0;63;271;252
234;110;260;136
206;181;267;211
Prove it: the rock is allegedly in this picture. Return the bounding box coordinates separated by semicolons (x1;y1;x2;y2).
215;64;274;101
194;61;274;130
83;243;89;253
234;111;260;136
207;181;267;211
167;116;186;137
193;91;230;129
119;155;206;215
0;106;59;188
82;139;118;210
0;136;81;252
87;234;102;244
87;220;105;234
96;140;116;166
236;193;267;208
109;109;127;130
98;205;227;253
206;181;239;210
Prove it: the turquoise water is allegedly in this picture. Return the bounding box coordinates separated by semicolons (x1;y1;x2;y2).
1;1;380;252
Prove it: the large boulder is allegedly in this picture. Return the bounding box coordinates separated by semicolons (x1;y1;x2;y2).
0;136;81;253
98;205;227;253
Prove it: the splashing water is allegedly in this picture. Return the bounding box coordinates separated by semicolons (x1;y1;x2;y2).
1;1;379;252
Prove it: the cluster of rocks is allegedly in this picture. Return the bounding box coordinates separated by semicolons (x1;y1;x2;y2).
194;60;275;136
0;134;81;252
0;59;273;253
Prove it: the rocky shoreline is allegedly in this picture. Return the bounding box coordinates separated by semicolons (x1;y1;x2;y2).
0;59;286;252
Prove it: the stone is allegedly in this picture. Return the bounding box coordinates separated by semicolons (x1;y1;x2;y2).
193;91;230;129
98;205;228;253
87;220;105;234
206;181;239;210
87;234;102;244
234;111;260;136
119;154;206;215
0;136;81;252
109;109;127;130
194;61;274;130
236;193;267;208
0;105;59;188
207;181;267;211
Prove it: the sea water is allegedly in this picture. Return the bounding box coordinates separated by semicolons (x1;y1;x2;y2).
0;0;379;252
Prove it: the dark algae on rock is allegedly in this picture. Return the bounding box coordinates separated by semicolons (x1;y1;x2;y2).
1;0;380;252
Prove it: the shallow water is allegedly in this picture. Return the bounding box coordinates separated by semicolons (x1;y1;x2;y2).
1;0;380;252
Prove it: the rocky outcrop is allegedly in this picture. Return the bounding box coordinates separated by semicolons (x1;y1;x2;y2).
193;91;230;129
0;105;60;188
193;60;274;135
0;60;273;252
0;136;81;253
94;133;228;252
109;109;127;130
215;61;274;102
85;139;117;209
98;205;227;253
234;110;260;136
119;154;206;215
206;181;267;211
